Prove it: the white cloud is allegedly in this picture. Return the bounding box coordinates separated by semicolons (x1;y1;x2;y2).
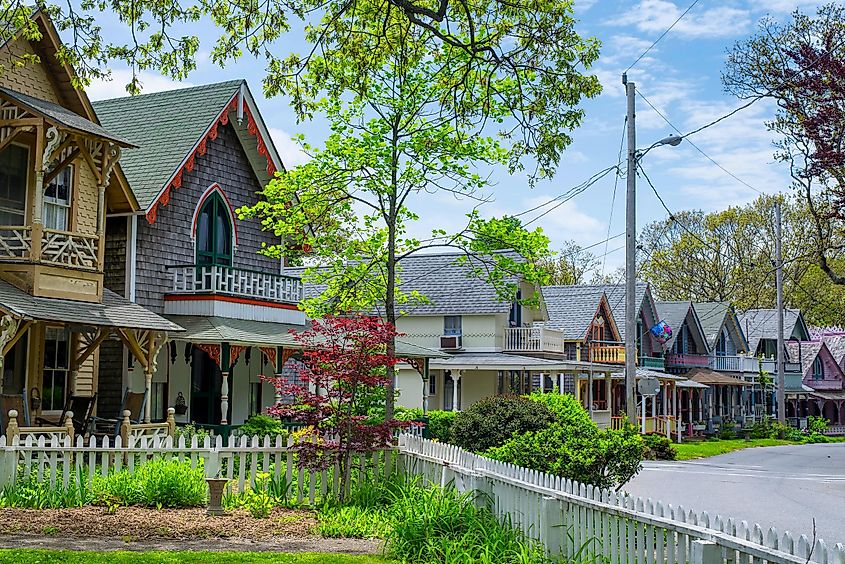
609;0;751;39
86;69;193;101
269;128;310;168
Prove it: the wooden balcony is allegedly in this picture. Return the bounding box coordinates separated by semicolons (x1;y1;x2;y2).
0;226;99;270
710;354;758;373
639;356;665;370
589;345;628;365
665;353;709;368
503;326;564;354
167;264;303;305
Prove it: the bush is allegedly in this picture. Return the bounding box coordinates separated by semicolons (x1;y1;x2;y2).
641;433;677;461
0;474;94;509
808;416;829;434
770;421;804;441
450;395;554;452
239;414;285;438
317;505;390;538
486;420;644;490
718;419;737;440
528;391;594;432
426;410;457;442
94;459;207;508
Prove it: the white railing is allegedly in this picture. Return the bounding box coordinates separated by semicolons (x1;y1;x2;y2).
168;264;303;304
0;225;31;259
710;355;759;373
397;435;844;563
503;326;565;353
41;228;99;269
0;434;395;506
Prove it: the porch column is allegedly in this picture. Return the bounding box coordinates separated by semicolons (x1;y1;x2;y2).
687;390;693;425
144;367;154;423
68;332;81;396
605;373;612;410
422;358;430;415
221;343;231;425
452;370;461;412
539;372;545;393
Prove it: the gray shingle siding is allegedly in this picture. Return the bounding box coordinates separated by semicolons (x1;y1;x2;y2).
134;123;280;313
100;216;127;416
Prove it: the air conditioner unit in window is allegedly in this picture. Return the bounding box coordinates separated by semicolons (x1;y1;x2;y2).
440;335;463;350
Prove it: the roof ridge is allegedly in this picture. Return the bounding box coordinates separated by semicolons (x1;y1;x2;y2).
92;79;244;105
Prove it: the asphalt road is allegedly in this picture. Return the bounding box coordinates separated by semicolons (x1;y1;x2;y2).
623;443;845;546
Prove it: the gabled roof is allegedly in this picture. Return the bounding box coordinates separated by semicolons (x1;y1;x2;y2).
655;300;708;352
551;282;653;341
93;80;283;217
693;302;748;352
541;286;619;341
687;368;748;386
786;340;825;378
292;250;526;316
737;308;808;356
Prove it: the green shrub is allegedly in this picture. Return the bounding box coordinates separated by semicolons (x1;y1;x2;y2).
239;414;285;438
425;410;457;442
528;391;594;431
174;423;211;444
641;433;677;461
0;474;93;509
450;395;554;452
317;505;390;538
486;420;644;490
718;419;737;440
94;459;207;508
749;419;773;439
394;407;424;422
808;416;829;434
770;421;804;441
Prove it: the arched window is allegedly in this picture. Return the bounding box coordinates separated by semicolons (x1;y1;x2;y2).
716;327;728;357
195;191;233;266
812;357;824;380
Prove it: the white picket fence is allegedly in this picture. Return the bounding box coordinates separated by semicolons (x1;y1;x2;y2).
0;434;396;506
396;435;845;564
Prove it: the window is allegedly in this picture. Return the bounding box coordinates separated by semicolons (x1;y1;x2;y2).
444;315;462;336
675;326;687;354
249;382;263;415
44;166;72;230
151;382;168;421
0;144;28;225
196;192;233;266
428;375;436;395
716;328;728;357
813;357;824;380
43;328;69;411
509;290;522;327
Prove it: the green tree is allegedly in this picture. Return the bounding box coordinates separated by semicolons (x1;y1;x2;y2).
539;240;601;286
240;8;596;417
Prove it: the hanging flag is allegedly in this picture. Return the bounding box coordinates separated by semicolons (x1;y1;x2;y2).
650;321;673;344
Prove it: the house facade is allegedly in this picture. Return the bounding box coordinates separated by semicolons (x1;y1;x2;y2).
0;10;180;426
96;81;307;428
785;339;845;425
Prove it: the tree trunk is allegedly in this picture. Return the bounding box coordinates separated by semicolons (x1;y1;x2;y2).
384;118;400;423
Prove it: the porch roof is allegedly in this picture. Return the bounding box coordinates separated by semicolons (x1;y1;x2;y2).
609;368;686;381
0;87;134;147
164;315;447;358
429;352;617;372
809;390;845;401
676;379;709;389
0;279;181;331
687;368;749;386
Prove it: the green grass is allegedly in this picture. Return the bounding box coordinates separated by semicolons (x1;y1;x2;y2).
0;549;391;563
674;438;794;460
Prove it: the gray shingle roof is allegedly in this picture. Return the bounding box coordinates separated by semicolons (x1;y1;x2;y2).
562;282;649;340
0;279;181;331
654;300;695;349
692;302;732;348
541;286;606;340
290;250;524;316
0;87;133;146
737;309;804;356
92;80;243;209
786;340;822;377
820;334;845;365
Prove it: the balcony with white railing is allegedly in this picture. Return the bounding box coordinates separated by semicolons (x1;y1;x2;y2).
503;326;565;354
710;354;759;373
167;264;303;305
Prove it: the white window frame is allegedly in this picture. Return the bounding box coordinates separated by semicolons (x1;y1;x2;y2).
42;327;70;412
444;315;462;336
0;142;30;226
43;165;73;231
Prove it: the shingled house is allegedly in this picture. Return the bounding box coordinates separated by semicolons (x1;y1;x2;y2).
0;10;180;426
95;81;307;428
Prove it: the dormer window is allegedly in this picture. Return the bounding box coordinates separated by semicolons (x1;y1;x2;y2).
44;166;72;231
196;191;233;266
0;144;28;225
813;357;823;380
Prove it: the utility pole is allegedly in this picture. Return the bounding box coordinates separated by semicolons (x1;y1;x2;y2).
624;72;638;423
775;199;785;423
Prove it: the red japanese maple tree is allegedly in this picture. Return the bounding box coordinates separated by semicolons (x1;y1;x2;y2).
265;315;409;499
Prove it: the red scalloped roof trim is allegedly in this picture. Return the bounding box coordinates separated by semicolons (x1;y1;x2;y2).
145;92;279;224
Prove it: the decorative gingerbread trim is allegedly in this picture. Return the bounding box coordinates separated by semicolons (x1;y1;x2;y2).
260;346;277;370
280;347;297;368
407;357;424;376
230;344;248;367
194;343;221;368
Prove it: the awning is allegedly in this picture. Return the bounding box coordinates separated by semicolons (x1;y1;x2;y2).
0;279;181;332
686;368;750;386
430;352;617;372
165;315;448;359
809;390;845;401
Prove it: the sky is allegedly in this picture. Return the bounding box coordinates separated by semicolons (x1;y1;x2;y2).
81;0;829;274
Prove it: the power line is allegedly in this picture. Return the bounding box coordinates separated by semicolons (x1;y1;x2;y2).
521;166;619;226
624;0;701;74
636;91;764;195
603;118;627;276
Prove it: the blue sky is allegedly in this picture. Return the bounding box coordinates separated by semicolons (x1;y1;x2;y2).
84;0;824;272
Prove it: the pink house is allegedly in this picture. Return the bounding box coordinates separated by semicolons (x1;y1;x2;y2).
785;340;845;425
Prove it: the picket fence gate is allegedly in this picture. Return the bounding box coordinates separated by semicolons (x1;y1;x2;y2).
0;433;396;506
396;434;845;564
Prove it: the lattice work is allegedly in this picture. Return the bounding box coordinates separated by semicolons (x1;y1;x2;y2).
0;226;31;259
40;228;99;269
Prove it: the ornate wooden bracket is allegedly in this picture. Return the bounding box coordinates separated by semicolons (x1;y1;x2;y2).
230;344;248;368
0;315;22;371
407;357;425;376
194;343;222;367
260;346;277;370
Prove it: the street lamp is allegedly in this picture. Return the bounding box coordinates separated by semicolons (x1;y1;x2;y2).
622;72;683;423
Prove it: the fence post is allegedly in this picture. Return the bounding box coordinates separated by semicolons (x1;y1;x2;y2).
64;411;75;443
691;540;721;564
6;410;18;440
542;495;565;558
166;408;176;437
119;410;131;445
470;472;492;512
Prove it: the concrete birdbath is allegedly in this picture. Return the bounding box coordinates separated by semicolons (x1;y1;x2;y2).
206;478;229;516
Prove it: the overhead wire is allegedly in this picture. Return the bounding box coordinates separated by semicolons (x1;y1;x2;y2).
624;0;701;74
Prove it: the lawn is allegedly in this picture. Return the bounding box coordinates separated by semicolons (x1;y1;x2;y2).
674;438;794;460
0;549;391;563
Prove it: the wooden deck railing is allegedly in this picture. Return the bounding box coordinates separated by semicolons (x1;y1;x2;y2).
589;345;628;364
0;225;99;270
167;264;303;304
666;353;710;368
503;326;565;354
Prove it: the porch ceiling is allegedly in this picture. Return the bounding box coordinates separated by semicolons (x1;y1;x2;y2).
0;279;181;331
430;352;617;372
165;315;300;347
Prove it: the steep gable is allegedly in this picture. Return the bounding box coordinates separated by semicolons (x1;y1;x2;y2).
693;302;747;353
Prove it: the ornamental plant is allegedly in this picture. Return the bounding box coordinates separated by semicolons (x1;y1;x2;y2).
265;316;408;501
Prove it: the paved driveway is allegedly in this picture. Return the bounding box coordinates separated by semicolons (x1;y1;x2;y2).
623;443;845;546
